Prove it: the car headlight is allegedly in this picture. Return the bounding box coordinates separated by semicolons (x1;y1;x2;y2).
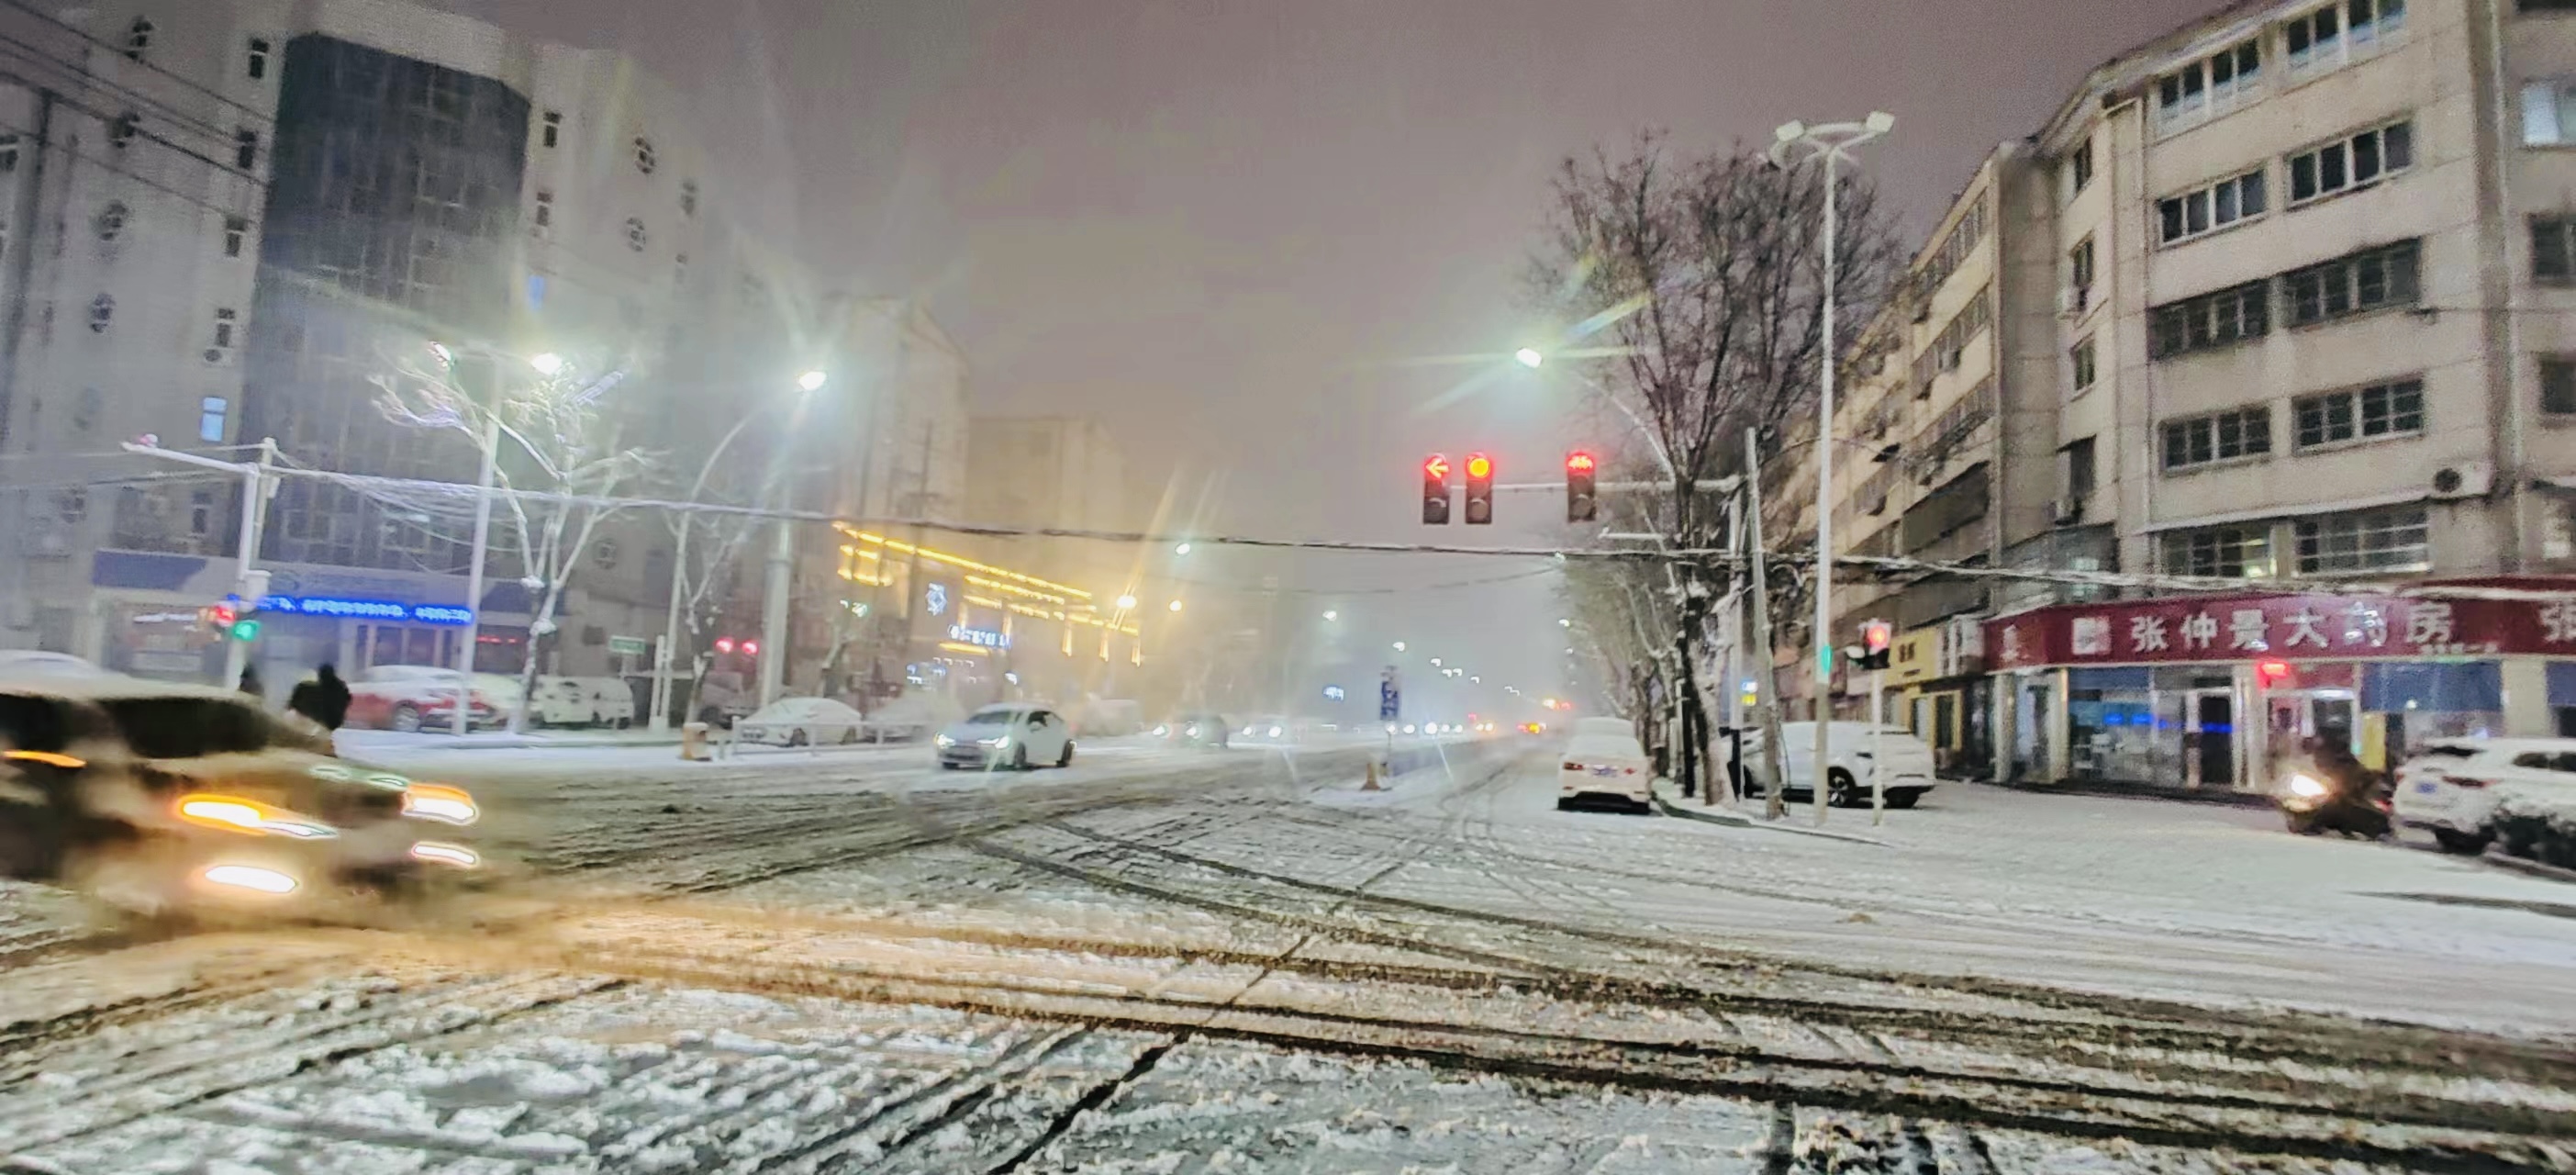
400;783;478;826
976;736;1002;747
2287;774;2329;799
174;793;338;840
410;841;480;868
935;734;954;748
1268;726;1283;738
197;863;298;895
1153;725;1168;736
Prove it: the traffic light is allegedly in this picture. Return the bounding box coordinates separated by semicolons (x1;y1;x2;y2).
1421;454;1452;524
228;617;261;642
1463;453;1494;525
1854;618;1894;671
1565;450;1597;523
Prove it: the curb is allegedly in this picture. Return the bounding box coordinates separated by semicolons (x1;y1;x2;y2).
2480;852;2576;885
1649;786;1890;846
1981;778;2276;810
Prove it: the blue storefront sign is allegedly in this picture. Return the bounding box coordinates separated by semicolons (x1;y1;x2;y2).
260;596;474;625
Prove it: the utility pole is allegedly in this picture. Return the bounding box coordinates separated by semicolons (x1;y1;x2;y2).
1745;428;1790;821
220;440;278;691
454;356;502;735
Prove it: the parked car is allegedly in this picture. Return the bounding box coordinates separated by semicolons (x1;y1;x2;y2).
1733;722;1938;809
1154;713;1230;748
528;676;635;729
1558;728;1654;812
2393;737;2576;854
0;671;482;916
345;666;517;733
936;705;1076;770
736;697;869;747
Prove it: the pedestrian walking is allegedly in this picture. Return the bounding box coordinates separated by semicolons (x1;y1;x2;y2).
287;663;352;731
237;665;264;701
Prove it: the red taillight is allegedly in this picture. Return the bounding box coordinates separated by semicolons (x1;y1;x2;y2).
1623;767;1637;775
2448;777;2492;789
1562;761;1582;771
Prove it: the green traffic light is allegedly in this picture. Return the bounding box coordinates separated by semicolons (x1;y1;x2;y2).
1818;644;1832;675
229;619;261;641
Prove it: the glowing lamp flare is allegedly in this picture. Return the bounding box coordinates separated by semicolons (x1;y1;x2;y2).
2286;774;2329;799
410;841;481;868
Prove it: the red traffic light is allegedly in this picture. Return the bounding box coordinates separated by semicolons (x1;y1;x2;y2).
1861;620;1893;654
209;602;239;627
1464;453;1492;481
1423;454;1451;481
1566;451;1596;474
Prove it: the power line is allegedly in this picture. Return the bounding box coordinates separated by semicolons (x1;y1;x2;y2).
0;35;243;148
0;0;265;129
0;65;261;189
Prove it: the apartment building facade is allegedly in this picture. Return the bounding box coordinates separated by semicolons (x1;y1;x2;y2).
1785;0;2576;793
0;0;844;707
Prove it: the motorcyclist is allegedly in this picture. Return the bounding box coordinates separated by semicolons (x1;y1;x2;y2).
2286;738;2391;837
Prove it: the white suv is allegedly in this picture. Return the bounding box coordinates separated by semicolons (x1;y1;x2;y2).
2393;737;2576;854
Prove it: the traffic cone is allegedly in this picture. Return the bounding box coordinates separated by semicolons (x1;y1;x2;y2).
1363;759;1383;791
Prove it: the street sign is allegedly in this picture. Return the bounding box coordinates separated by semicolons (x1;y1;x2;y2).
608;635;649;656
1378;665;1400;721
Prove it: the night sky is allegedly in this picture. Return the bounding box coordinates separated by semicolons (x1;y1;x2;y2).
469;0;2226;706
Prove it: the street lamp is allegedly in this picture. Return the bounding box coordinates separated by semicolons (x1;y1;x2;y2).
649;368;829;730
1557;618;1572;628
1392;641;1406;653
1168;599;1185;612
1430;657;1443;667
529;352;565;377
1115;594;1138;611
1174;542;1193;556
1770;110;1892;827
1513;347;1544;369
1513;347;1675;480
1321;610;1339;621
446;345;570;736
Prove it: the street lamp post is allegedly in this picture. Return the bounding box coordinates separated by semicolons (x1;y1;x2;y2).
1769;111;1892;826
649;371;826;730
449;348;561;737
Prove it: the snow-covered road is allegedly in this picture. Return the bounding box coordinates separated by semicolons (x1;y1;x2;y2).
5;741;2574;1172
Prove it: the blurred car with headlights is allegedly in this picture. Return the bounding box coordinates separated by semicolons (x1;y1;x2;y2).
935;705;1075;769
1153;713;1230;748
0;674;482;916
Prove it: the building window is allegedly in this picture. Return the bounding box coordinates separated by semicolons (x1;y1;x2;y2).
532;189;553;231
680;180;698;218
633;136;657;174
223;216;248;257
2296;505;2430;574
2063;437;2097;501
2536;216;2576;284
2070;337;2098;392
2522;80;2576;144
188;490;213;537
2543;357;2576;415
246;37;270;80
2289;119;2413;205
88;294;113;333
2286;0;2406;78
2161;406;2271;471
0;133;18;173
107;112;138;150
2283;238;2420;326
2163;525;2275;578
1908;285;1992;391
541;111;561;149
233;129;258;171
2069;135;2093;196
625;217;648;252
124;17;152;62
2526;0;2576;9
2293;377;2425;449
2149;281;2269;359
2068;235;2095;310
2158;170;2267;246
199;397;228;443
94;201;128;242
2156;37;2262;132
209;307;236;351
1920;202;1987;294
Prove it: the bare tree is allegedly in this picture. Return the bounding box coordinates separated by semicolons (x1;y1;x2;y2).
1529;130;1907;802
374;346;657;733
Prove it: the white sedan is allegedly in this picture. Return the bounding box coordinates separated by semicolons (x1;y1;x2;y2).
1558;732;1654;812
2394;737;2576;853
735;697;868;747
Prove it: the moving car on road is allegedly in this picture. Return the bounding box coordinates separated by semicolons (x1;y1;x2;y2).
937;705;1076;769
737;697;870;747
0;673;482;916
2394;737;2576;853
1733;722;1937;809
1558;728;1654;812
1154;713;1230;748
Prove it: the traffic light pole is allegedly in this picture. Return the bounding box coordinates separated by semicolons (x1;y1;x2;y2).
121;439;277;691
1870;664;1887;825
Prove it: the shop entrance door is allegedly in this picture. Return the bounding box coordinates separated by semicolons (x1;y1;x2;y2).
2191;690;2236;787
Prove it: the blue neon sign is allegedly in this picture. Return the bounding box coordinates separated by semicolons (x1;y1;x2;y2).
260;596;474;625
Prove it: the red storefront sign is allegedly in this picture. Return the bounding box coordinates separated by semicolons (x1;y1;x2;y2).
1984;588;2576;671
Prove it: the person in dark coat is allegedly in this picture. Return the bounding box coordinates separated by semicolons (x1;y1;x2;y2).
237;665;264;700
287;664;352;731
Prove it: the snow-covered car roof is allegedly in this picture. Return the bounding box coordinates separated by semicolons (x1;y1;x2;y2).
2414;736;2576;755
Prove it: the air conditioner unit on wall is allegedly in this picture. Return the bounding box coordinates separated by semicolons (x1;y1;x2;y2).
2429;462;2494;500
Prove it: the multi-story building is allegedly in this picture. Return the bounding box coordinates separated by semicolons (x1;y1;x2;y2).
0;0;826;707
1782;0;2576;794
